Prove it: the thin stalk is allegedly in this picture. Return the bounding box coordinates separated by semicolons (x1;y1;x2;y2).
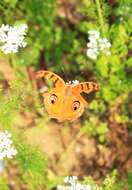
8;54;17;71
95;0;105;33
9;54;27;77
9;55;13;68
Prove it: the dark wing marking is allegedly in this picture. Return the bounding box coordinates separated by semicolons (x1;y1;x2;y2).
36;70;65;88
72;82;100;94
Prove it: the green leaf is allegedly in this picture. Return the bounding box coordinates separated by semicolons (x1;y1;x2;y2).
102;86;117;103
96;122;108;135
128;171;132;190
0;178;9;190
96;56;109;77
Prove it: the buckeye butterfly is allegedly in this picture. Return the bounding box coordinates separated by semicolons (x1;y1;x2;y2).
36;70;99;121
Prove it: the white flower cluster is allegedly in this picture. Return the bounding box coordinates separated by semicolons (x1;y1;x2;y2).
71;80;79;85
0;24;28;54
0;130;17;160
57;176;91;190
86;30;111;60
66;80;79;86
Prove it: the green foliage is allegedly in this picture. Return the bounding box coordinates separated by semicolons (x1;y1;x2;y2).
81;118;108;143
13;134;48;190
127;171;132;190
0;178;9;190
54;171;124;190
0;87;20;128
15;140;47;173
83;171;124;190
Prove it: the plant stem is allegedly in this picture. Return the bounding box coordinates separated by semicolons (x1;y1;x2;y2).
8;54;17;71
95;0;105;33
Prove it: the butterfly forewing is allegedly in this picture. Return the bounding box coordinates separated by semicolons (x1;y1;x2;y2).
36;70;65;88
72;82;100;94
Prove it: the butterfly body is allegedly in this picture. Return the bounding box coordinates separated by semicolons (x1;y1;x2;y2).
37;70;99;122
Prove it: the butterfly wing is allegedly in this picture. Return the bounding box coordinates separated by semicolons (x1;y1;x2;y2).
36;70;65;88
72;82;99;108
72;82;100;94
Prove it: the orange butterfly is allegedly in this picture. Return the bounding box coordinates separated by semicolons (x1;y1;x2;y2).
36;70;99;122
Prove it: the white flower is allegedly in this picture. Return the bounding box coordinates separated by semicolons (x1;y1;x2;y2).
0;151;6;160
98;38;111;50
69;176;77;185
88;30;100;39
86;49;97;60
0;130;17;160
76;183;83;189
72;176;78;181
85;185;92;190
86;30;111;60
64;176;70;183
6;147;18;159
71;80;79;85
66;80;79;86
57;176;92;190
87;40;97;48
0;24;28;54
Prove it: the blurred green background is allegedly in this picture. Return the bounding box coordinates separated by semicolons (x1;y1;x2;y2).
0;0;131;190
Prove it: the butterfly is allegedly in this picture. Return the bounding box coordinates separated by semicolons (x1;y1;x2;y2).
36;70;99;122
